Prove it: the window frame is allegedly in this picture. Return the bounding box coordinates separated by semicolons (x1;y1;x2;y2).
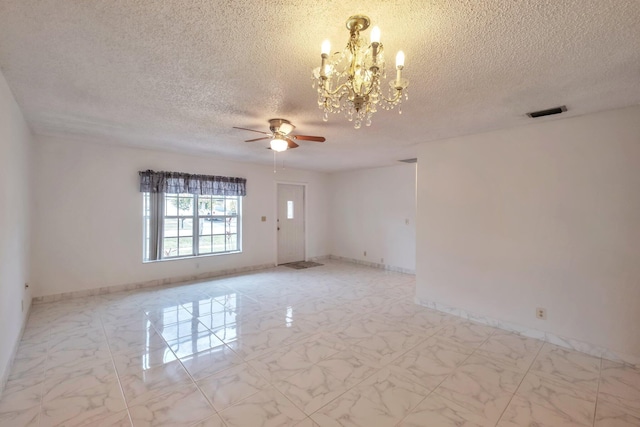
143;192;242;262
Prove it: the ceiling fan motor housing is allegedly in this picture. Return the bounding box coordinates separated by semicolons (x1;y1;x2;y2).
269;118;295;135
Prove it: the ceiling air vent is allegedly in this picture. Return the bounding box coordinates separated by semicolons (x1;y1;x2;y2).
526;105;567;118
398;158;417;163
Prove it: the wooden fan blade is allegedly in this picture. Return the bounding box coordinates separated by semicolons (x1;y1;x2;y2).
245;137;271;142
233;126;271;135
286;138;299;149
292;135;325;142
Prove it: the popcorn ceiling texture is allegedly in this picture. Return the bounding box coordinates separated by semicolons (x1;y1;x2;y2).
0;0;639;172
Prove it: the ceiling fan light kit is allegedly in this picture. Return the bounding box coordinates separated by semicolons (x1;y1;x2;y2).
313;15;409;129
270;136;289;152
233;118;325;152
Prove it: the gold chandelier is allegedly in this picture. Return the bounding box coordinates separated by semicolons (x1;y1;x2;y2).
313;15;408;129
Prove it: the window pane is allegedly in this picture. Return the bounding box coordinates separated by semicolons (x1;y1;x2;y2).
287;201;294;219
211;220;225;234
226;234;238;251
213;235;225;252
200;218;213;235
226;198;238;215
163;238;178;257
144;193;150;215
226;217;237;235
165;195;178;216
178;194;194;215
178;237;193;256
198;196;212;215
199;235;212;254
213;198;224;215
178;218;193;237
164;218;178;237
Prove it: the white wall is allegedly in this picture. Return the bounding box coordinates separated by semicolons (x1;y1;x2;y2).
0;70;33;387
416;106;640;358
32;137;330;297
329;164;416;272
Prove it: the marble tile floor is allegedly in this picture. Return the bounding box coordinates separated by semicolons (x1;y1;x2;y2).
1;260;639;427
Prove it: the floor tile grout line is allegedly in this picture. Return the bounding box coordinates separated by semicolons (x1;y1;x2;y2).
393;391;432;427
592;356;603;427
315;322;480;426
98;308;134;426
205;363;290;419
39;302;91;426
190;357;261;413
393;336;473;427
407;327;495;422
390;323;495;424
110;301;234;421
153;282;257;424
258;331;394;420
186;370;227;426
38;320;52;427
35;324;50;427
141;310;224;412
492;338;546;427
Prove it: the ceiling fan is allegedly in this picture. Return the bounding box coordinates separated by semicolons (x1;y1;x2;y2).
233;118;326;152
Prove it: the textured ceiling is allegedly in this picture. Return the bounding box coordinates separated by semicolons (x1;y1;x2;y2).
1;1;639;172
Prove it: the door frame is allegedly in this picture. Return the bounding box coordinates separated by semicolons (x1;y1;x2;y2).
274;181;308;266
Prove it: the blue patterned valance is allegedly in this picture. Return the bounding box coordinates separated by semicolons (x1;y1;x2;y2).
139;170;246;196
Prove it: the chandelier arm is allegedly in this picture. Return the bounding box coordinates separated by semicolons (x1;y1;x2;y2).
319;81;352;97
379;88;403;104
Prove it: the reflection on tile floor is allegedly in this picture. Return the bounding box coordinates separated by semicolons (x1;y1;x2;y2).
1;260;639;426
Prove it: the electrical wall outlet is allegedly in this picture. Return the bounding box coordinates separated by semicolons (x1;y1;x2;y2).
536;307;547;320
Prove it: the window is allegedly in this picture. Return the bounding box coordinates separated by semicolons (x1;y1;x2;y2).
287;200;294;219
139;169;246;262
143;193;241;261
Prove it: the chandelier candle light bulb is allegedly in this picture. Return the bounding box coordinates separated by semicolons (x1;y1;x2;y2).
396;51;405;85
320;40;330;78
371;26;380;65
371;26;381;43
312;15;408;128
321;40;331;55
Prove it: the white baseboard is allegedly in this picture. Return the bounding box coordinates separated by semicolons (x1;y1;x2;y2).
32;255;414;305
327;255;415;275
415;297;640;369
32;263;275;304
307;255;331;262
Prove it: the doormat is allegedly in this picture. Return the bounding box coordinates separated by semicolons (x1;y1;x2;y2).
282;261;324;270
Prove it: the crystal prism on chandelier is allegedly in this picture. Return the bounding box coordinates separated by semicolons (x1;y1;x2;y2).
312;15;409;129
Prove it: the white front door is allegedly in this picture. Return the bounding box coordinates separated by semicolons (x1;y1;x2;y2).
277;184;305;264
